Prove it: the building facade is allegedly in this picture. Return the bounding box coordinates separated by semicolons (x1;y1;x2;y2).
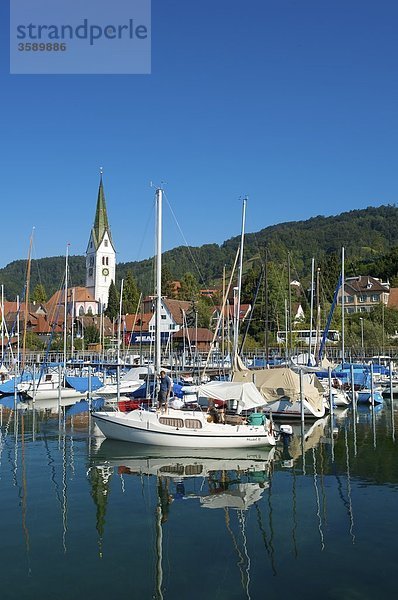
338;276;390;314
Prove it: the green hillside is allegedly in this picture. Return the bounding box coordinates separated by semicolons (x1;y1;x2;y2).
1;204;398;300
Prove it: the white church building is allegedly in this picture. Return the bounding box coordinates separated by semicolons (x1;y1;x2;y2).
85;172;116;313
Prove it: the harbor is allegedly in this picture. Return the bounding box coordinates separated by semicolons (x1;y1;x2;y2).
2;1;398;597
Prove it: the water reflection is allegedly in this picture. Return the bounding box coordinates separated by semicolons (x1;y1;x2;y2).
1;402;398;599
90;441;275;600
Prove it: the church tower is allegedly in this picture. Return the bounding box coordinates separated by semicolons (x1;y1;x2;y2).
86;171;116;312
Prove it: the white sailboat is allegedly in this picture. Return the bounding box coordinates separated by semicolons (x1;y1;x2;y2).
92;188;276;448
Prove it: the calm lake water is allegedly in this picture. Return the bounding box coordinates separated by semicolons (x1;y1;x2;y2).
0;398;397;600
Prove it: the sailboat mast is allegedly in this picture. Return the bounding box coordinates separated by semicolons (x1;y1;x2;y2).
233;197;247;363
288;253;292;353
309;258;315;359
22;229;34;370
155;188;163;375
341;246;345;365
63;244;69;379
264;249;269;367
71;287;75;360
117;278;124;402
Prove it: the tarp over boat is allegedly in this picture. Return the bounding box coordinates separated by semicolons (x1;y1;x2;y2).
65;375;103;393
121;366;154;381
233;367;324;414
198;381;268;411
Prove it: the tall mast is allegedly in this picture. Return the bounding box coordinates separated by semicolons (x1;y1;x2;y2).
309;258;315;360
63;243;69;379
22;229;34;370
117;279;124;366
117;278;124;403
288;253;292;353
71;287;75;360
233;197;247;364
341;246;345;365
155;188;163;375
264;250;269;367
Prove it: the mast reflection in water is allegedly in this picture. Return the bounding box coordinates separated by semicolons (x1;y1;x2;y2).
1;401;398;599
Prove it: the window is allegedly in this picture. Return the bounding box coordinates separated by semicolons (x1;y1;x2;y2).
104;239;108;247
88;268;93;277
79;306;85;316
185;464;203;475
106;257;109;265
87;307;93;315
359;295;367;303
371;294;380;302
161;315;166;320
344;295;354;303
159;417;184;428
184;419;202;429
159;465;185;475
89;256;94;266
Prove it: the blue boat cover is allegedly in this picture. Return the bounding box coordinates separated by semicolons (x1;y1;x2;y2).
65;375;103;393
0;373;35;395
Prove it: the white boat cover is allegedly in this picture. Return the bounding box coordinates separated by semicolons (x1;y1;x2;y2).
121;366;154;382
233;367;324;414
198;381;267;411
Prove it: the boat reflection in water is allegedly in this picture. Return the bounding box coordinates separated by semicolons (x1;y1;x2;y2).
90;440;276;504
89;441;276;598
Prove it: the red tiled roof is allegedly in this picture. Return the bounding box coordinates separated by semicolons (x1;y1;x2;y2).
172;327;214;342
46;286;97;311
212;304;251;320
163;299;192;325
123;313;153;332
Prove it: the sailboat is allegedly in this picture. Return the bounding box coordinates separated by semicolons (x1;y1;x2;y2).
92;188;276;448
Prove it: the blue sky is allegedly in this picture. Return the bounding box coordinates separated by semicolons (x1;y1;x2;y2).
1;0;398;269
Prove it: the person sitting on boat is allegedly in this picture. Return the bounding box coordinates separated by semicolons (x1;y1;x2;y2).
158;370;173;412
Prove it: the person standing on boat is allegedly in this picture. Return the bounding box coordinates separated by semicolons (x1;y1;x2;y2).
158;370;172;412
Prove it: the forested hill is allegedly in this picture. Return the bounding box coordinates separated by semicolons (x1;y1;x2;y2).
1;204;398;299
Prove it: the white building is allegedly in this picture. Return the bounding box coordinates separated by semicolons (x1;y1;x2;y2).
85;173;116;312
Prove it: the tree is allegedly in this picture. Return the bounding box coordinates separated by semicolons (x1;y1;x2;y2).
185;296;213;329
161;264;176;298
32;283;47;304
25;332;46;350
105;280;119;321
178;272;200;301
84;324;100;344
122;271;140;314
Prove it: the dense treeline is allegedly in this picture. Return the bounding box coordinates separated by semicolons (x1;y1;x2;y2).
2;205;398;345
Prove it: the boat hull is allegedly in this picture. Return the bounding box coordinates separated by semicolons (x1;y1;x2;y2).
92;409;276;448
23;388;86;401
356;389;384;404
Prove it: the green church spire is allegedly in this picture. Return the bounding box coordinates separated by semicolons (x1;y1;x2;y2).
92;169;113;249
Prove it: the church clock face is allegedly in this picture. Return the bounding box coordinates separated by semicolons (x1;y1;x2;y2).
102;267;109;276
